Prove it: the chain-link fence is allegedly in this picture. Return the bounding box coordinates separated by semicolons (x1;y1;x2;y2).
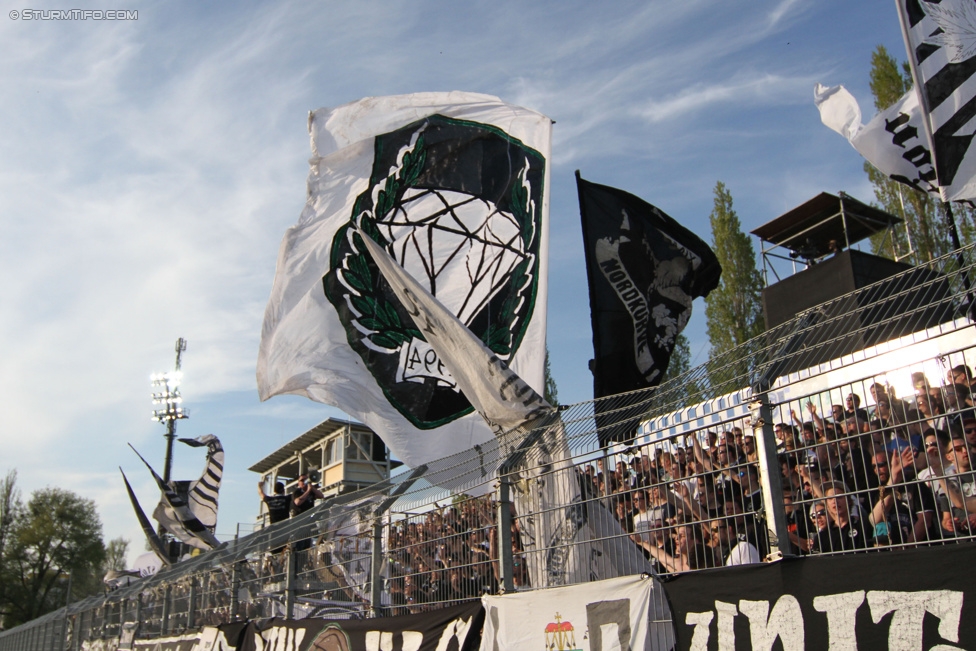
2;243;975;650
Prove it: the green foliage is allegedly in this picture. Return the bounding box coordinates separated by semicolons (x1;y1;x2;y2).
704;181;764;357
544;345;559;407
103;537;130;574
869;45;910;110
662;333;692;382
0;470;20;626
0;484;106;628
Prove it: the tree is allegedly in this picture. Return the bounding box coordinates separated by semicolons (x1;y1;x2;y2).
103;537;130;574
864;45;976;261
0;470;21;627
0;487;106;628
704;181;764;358
544;345;559;406
662;333;692;382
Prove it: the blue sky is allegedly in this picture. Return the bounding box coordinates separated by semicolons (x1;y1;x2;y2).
0;0;906;563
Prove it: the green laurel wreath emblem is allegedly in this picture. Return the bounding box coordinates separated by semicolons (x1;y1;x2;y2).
323;115;544;429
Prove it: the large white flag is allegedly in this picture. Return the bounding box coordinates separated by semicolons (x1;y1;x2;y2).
815;83;941;197
257;92;551;467
896;0;976;201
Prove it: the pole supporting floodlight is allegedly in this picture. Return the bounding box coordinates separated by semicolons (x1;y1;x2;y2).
150;338;189;485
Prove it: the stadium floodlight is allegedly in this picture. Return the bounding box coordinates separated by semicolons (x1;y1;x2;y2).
150;338;189;484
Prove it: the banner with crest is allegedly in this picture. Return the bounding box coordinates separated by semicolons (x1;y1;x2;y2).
257;92;551;467
480;575;657;651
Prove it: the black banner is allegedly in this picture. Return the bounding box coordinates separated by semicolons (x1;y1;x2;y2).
238;601;483;651
576;173;720;444
664;543;976;650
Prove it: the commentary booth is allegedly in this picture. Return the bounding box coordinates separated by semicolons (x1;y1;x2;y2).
751;191;952;373
250;418;395;529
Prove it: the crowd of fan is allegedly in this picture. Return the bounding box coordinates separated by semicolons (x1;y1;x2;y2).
386;495;511;614
66;361;976;641
255;360;976;614
585;363;976;574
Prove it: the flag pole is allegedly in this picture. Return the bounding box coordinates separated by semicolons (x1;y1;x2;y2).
941;201;975;319
894;1;973;314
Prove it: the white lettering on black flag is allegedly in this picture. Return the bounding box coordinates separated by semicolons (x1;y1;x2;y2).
237;601;483;651
577;174;720;397
576;173;720;444
665;542;976;650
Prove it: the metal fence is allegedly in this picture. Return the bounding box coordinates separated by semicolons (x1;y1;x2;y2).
2;243;975;650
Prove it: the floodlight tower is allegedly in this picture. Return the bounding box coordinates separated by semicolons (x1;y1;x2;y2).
151;338;189;484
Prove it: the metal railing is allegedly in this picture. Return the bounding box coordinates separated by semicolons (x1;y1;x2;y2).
2;243;974;650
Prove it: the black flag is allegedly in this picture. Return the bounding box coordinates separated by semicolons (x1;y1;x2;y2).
577;172;721;444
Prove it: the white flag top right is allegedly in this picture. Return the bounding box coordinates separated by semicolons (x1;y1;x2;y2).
896;0;976;201
815;83;941;197
257;92;551;467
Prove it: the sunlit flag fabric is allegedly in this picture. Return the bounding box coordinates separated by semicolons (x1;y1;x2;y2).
357;229;553;435
815;83;941;198
257;92;551;467
894;0;976;202
576;174;720;430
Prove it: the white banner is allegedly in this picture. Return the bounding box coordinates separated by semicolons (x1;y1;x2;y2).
481;575;659;651
257;92;551;467
815;83;940;197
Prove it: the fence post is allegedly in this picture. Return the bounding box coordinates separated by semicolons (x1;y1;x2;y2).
76;609;86;651
496;473;515;593
285;550;297;620
230;562;242;621
132;594;141;642
750;395;793;559
370;518;384;617
161;585;172;636
187;580;196;630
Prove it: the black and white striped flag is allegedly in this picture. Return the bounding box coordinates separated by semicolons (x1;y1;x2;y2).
179;434;223;531
897;0;976;201
129;444;221;550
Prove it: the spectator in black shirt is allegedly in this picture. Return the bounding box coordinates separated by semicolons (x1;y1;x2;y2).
845;393;870;425
815;481;870;553
292;474;323;517
258;480;291;524
869;448;935;545
258;480;291;554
